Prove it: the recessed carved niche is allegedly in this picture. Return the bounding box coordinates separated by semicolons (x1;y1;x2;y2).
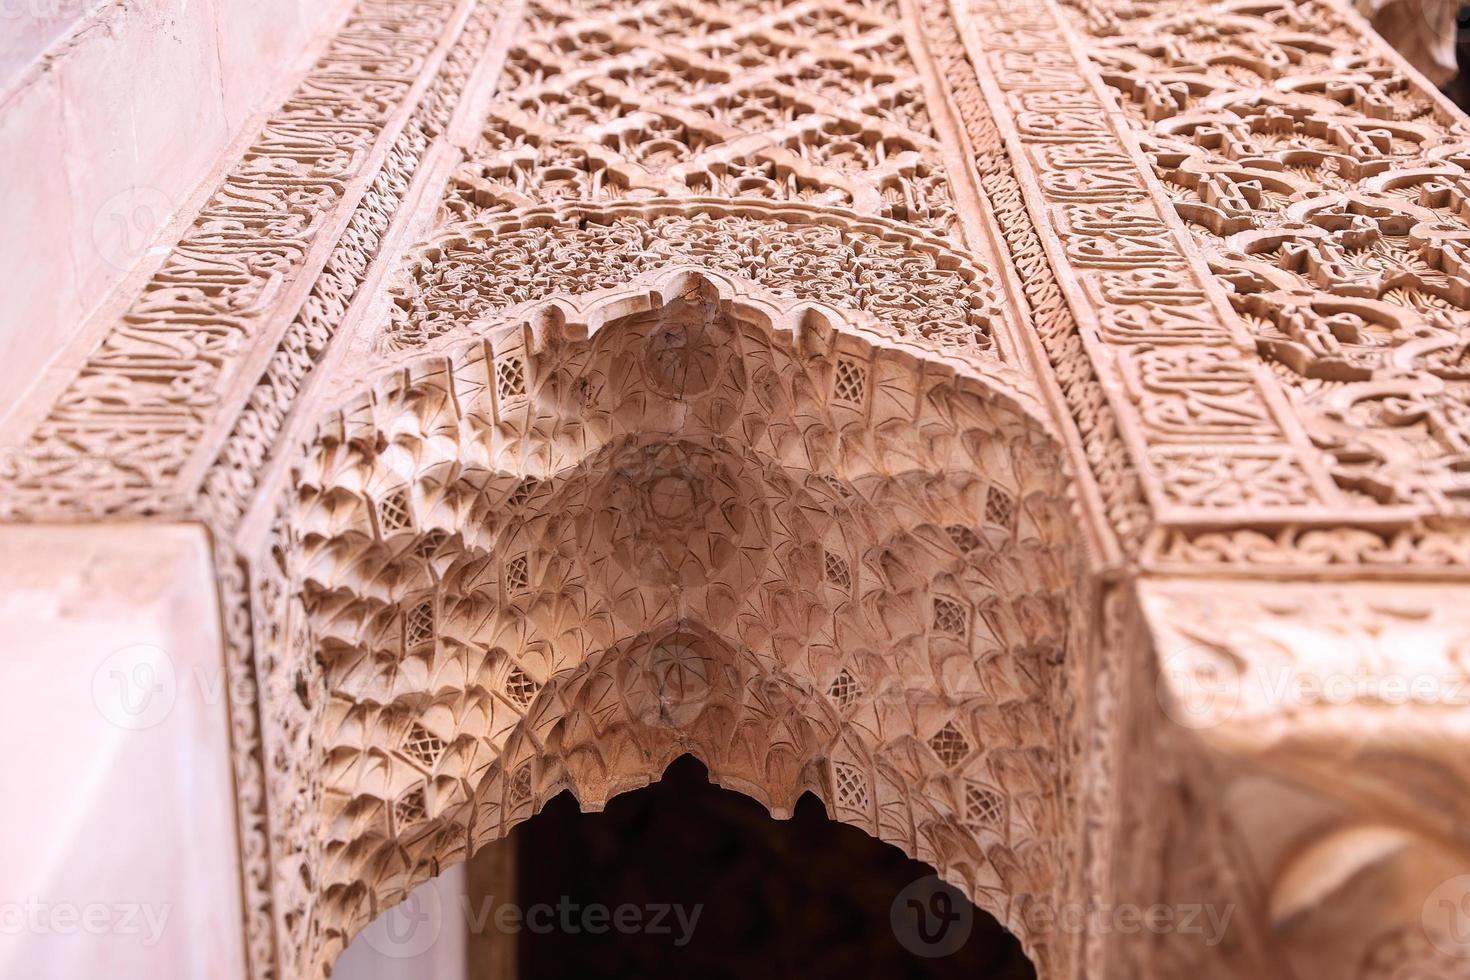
261;271;1085;977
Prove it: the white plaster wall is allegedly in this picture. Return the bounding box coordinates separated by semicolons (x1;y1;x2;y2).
0;0;107;89
0;524;245;979
0;0;353;407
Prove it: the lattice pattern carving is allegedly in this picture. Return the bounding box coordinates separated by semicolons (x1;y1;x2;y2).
827;667;862;707
442;0;962;244
495;356;527;400
965;782;1005;831
503;664;540;709
832;357;868;404
946;523;983;554
403;600;435;649
400;723;447;769
504;555;531;593
932;595;969;636
832;761;871;811
823;549;852;589
928;721;971;767
394;787;427;828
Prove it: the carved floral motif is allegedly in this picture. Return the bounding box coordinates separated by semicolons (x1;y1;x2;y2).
380;202;1004;354
442;0;960;238
0;0;495;523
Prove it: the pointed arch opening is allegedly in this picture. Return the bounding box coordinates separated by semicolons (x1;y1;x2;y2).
338;753;1040;978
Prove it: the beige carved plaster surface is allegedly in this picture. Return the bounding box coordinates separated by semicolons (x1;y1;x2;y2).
1070;0;1470;518
0;0;502;524
4;0;1470;977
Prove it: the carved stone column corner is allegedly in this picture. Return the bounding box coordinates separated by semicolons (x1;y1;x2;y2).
1136;577;1470;979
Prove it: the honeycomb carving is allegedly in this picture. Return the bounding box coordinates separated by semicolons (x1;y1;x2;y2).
263;272;1083;976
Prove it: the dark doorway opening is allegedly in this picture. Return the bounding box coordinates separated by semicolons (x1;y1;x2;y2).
515;755;1036;979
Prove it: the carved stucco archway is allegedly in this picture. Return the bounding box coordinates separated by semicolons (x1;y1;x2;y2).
10;0;1470;978
260;267;1086;977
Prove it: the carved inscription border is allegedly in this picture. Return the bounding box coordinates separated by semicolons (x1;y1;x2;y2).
0;0;500;526
952;0;1366;529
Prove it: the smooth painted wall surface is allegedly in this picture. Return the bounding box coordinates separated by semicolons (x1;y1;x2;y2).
0;0;353;413
0;524;245;979
0;0;106;89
